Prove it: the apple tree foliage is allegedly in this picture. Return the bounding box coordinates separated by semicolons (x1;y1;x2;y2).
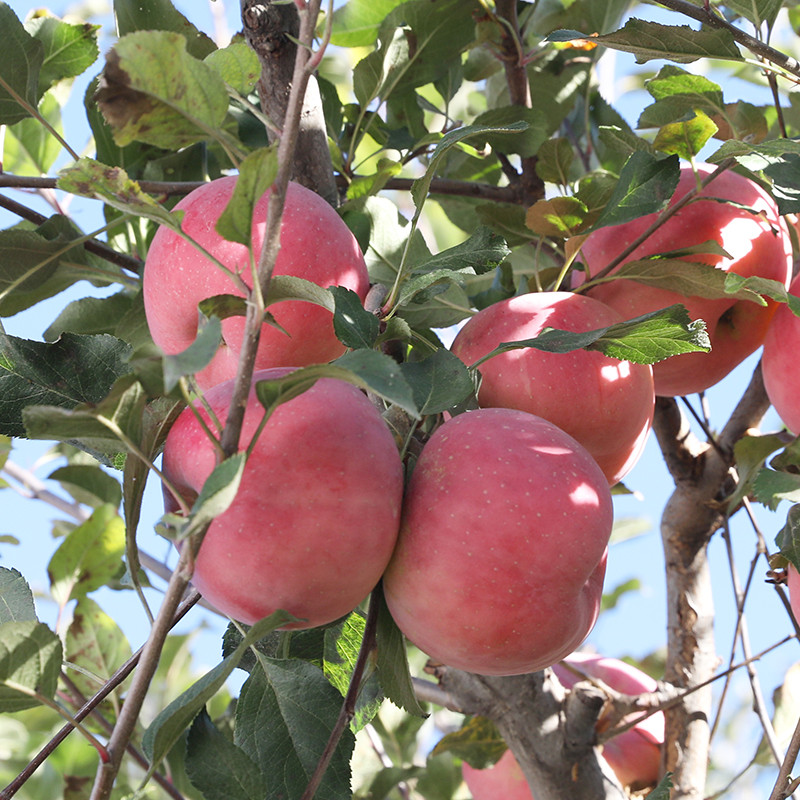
2;0;800;798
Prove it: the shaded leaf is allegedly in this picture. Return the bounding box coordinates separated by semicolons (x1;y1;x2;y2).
0;568;37;624
400;349;475;415
549;19;742;64
591;151;680;231
236;657;355;800
526;196;589;237
142;610;298;771
375;586;427;717
432;716;505;769
0;5;44;125
331;286;380;349
186;709;266;800
114;0;217;60
0;331;133;439
215;147;278;246
48;464;123;509
0;621;62;712
756;471;800;512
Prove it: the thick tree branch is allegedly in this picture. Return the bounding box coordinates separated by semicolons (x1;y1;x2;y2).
652;362;771;799
434;667;626;800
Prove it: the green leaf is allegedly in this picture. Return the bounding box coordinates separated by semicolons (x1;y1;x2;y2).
727;432;786;513
44;292;136;342
375;586;427;717
215;147;278;246
432;716;506;769
162;316;222;393
94;30;229;149
0;331;133;439
649;773;674;800
0;4;44;125
591;151;680;230
204;41;260;95
755;471;800;512
64;597;132;700
48;464;123;509
549;19;743;64
640;65;725;125
235;657;355;800
58;157;179;228
535;137;577;185
255;351;419;418
764;154;800;215
724;274;800;316
181;453;247;541
471;106;549;158
323;613;382;731
601;577;642;612
481;304;710;367
400;350;475;415
0;568;37;624
601;257;765;304
186;709;266;800
525;196;589;237
0;214;119;317
725;0;783;32
411;122;529;213
142;610;297;770
47;504;125;606
23;374;146;462
330;0;407;47
331;286;380;349
113;0;217;59
25;16;99;94
652;110;718;161
0;621;62;712
415;227;511;276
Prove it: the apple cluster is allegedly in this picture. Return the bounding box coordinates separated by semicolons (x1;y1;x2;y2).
144;162;795;790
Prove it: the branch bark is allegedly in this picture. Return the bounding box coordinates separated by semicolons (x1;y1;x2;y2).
653;363;771;799
434;667;626;800
241;0;337;206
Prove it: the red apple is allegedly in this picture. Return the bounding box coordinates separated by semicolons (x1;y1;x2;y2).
762;273;800;433
573;163;792;397
143;177;369;389
462;750;533;800
787;565;800;623
382;408;612;676
553;652;663;789
161;369;403;627
450;291;655;485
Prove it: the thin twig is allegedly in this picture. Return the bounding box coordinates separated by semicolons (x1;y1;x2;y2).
299;587;380;800
1;591;201;800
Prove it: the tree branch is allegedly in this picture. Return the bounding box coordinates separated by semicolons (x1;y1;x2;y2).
433;666;626;800
241;0;337;205
652;362;771;799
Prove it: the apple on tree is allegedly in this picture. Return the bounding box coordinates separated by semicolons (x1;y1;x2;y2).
450;291;655;485
143;177;370;390
462;652;664;797
382;407;613;676
762;273;800;434
161;368;404;628
571;163;793;397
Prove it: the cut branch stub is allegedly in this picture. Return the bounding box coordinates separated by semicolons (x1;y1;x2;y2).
241;1;337;206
